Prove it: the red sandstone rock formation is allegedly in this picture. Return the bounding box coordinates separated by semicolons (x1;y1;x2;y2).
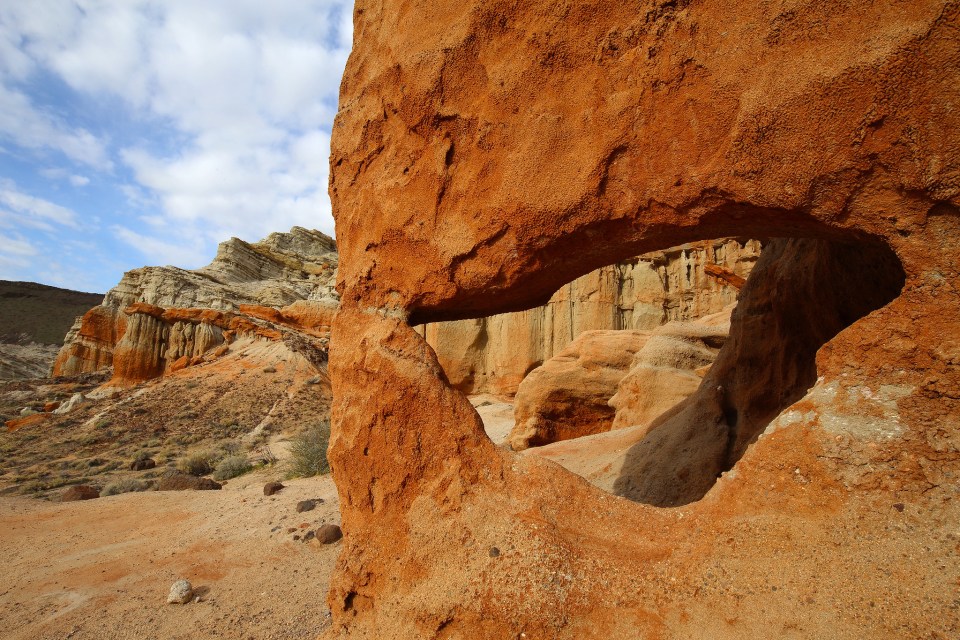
326;0;960;637
419;239;758;395
53;228;339;387
508;329;650;450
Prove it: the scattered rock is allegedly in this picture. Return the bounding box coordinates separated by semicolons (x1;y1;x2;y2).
303;530;316;542
296;499;316;513
42;401;61;412
53;393;86;415
130;457;157;471
157;473;222;491
263;481;284;496
489;547;500;558
315;524;342;544
167;579;193;604
60;485;100;502
19;407;38;416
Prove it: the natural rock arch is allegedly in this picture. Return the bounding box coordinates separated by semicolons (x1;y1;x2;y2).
326;1;960;637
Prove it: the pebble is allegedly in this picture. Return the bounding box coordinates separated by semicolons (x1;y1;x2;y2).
167;579;193;604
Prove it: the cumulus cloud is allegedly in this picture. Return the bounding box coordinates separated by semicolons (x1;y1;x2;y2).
0;180;79;229
1;0;352;273
0;83;114;170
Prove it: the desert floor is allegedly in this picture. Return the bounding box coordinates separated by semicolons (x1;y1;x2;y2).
0;469;341;640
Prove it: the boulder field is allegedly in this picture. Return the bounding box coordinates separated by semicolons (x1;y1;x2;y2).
326;1;960;638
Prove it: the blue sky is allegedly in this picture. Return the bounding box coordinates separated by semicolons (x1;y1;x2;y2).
0;1;353;293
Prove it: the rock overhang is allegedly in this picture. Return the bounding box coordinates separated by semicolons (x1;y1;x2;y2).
326;1;960;637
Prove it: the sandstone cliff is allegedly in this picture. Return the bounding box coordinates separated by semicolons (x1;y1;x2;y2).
327;0;960;637
54;227;339;386
510;307;732;451
419;238;758;395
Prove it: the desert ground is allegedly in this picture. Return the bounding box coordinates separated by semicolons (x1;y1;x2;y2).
0;468;340;640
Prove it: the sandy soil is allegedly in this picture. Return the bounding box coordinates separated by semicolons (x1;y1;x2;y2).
470;394;515;446
0;468;340;640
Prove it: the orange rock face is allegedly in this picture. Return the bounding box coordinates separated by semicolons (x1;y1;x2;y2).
52;306;124;377
508;329;650;450
327;1;960;638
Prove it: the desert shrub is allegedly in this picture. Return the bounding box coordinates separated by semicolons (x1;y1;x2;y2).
102;477;150;496
217;439;243;457
212;455;252;481
176;450;215;476
287;420;330;478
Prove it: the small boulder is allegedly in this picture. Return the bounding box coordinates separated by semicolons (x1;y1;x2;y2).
167;579;193;604
316;524;343;544
19;407;38;417
158;473;222;491
43;401;61;413
196;478;222;491
61;485;100;501
296;499;316;513
53;393;86;415
263;481;285;496
130;457;157;471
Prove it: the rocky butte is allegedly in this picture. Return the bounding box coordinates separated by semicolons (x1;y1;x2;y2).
325;0;959;638
54;226;340;387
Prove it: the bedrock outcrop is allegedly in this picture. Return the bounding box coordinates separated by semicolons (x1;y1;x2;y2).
327;1;959;638
509;307;731;451
53;227;339;386
418;239;757;395
507;329;650;451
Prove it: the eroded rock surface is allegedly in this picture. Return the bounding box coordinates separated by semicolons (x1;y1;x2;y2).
419;239;757;395
327;1;960;638
53;227;339;386
508;329;650;450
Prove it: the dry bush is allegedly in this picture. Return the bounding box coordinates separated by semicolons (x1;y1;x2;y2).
176;450;215;476
212;455;252;481
287;420;330;478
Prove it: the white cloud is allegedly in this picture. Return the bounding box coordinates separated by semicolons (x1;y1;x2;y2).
112;225;210;268
0;0;352;283
0;181;79;228
0;231;38;271
0;83;113;170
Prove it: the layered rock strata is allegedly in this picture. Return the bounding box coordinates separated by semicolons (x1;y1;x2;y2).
327;1;960;638
418;238;758;395
510;307;731;451
53;227;338;386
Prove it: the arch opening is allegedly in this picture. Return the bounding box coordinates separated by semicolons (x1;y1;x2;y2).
419;235;905;507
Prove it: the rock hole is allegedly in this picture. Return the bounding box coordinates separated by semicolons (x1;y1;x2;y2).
419;236;905;507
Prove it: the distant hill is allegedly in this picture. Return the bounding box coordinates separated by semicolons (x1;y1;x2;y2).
0;281;102;346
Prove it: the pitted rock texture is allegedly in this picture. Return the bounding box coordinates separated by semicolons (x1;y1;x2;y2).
418;239;758;395
53;227;338;386
327;1;960;638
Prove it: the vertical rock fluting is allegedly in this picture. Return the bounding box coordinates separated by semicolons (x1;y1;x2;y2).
418;239;758;395
52;228;339;385
327;1;960;637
